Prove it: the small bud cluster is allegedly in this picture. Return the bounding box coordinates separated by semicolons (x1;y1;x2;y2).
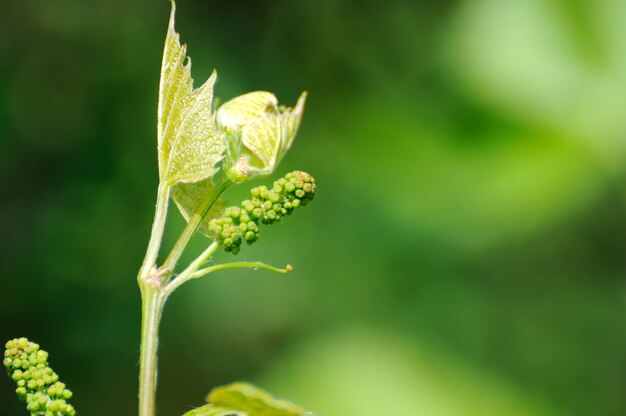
4;338;76;416
208;171;316;254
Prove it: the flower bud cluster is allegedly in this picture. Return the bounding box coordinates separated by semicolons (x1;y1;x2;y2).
4;338;76;416
208;171;316;254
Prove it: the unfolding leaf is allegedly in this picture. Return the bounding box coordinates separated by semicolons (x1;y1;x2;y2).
206;382;315;416
218;92;281;171
171;179;226;236
158;1;225;185
217;92;307;180
277;92;307;164
183;404;243;416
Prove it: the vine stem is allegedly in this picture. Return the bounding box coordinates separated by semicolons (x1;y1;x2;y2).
137;176;230;416
137;182;170;416
137;242;219;416
138;284;165;416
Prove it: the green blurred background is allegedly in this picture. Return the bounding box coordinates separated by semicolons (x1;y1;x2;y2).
1;0;625;415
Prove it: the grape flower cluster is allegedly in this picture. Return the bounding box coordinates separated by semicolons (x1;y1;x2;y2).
4;338;76;416
208;171;316;254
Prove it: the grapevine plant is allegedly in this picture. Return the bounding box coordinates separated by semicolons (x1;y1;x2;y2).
3;2;317;415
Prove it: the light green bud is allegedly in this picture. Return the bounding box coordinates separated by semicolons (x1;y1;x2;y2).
225;206;241;219
209;171;315;254
4;338;76;415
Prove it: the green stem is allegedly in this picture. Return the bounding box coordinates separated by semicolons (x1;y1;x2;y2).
139;183;170;279
138;284;165;416
137;181;170;416
162;242;220;297
136;175;229;416
192;261;292;279
161;176;231;273
163;255;292;298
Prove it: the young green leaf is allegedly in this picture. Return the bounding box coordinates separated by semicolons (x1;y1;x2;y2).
205;382;315;416
158;1;225;186
182;404;243;416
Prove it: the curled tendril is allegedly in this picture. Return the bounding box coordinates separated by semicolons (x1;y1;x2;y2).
208;171;316;254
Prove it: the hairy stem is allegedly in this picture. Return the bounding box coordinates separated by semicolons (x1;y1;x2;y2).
137;181;170;416
137;175;228;416
139;183;170;279
162;176;231;273
138;284;165;416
